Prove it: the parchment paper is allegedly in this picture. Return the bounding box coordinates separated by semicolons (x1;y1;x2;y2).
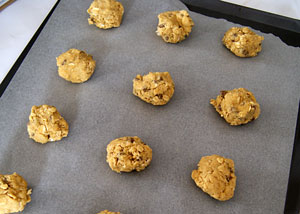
0;0;300;213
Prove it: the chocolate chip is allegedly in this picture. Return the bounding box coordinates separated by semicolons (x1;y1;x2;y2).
220;91;227;97
158;24;165;28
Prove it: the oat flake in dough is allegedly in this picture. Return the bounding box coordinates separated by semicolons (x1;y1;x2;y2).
27;105;69;144
0;173;32;214
56;49;96;83
106;136;152;173
87;0;124;29
156;10;194;43
191;155;236;201
133;72;175;105
222;27;264;57
210;88;260;125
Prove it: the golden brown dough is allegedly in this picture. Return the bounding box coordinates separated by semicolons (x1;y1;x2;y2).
0;173;32;214
27;105;69;144
210;88;260;125
133;72;175;105
191;155;236;201
98;210;120;214
106;136;152;173
222;27;264;57
56;49;96;83
87;0;124;29
156;10;194;43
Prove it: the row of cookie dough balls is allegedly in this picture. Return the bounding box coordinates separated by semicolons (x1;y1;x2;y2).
26;86;260;146
108;137;236;202
53;58;262;128
87;0;264;56
0;140;235;214
107;151;234;211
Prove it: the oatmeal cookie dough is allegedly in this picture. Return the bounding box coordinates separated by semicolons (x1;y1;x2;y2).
191;155;236;201
106;136;152;173
133;72;175;105
98;210;120;214
156;10;194;43
87;0;124;29
222;27;264;57
0;173;32;214
210;88;260;125
56;49;96;83
27;105;69;144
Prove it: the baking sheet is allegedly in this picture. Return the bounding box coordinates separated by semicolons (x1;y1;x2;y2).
0;0;300;213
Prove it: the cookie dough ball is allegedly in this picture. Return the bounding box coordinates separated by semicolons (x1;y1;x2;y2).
27;105;69;144
106;136;152;173
0;173;32;213
156;10;194;43
191;155;236;201
210;88;260;125
56;49;96;83
222;27;264;57
133;72;175;105
87;0;124;29
98;210;120;214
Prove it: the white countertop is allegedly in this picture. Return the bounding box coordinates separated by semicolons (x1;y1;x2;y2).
222;0;300;20
0;0;299;85
0;0;57;84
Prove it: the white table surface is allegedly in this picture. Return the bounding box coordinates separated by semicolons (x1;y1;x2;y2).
222;0;300;20
0;0;57;84
0;0;299;85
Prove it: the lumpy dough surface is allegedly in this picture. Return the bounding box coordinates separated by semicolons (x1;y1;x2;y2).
133;72;175;105
87;0;124;29
0;173;32;214
98;210;120;214
222;27;264;57
106;136;152;173
56;49;96;83
156;10;194;43
210;88;260;125
27;105;69;144
191;155;236;201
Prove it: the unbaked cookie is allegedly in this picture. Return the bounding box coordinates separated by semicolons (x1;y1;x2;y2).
191;155;236;201
87;0;124;29
56;49;96;83
98;210;120;214
133;72;175;105
156;10;194;43
27;105;69;144
210;88;260;125
106;136;152;173
222;27;264;57
0;173;32;214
